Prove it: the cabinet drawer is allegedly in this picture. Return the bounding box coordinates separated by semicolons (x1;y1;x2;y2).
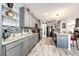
6;44;21;56
6;40;22;51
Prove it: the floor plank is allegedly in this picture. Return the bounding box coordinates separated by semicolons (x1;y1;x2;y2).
27;37;79;56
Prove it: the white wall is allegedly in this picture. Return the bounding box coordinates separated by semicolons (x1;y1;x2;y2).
58;18;75;33
66;18;75;33
67;23;75;33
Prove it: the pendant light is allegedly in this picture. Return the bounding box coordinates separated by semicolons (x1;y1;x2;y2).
6;3;14;17
6;10;14;17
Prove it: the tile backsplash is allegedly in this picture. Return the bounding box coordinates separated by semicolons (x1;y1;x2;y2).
2;25;36;38
2;25;21;33
2;25;30;34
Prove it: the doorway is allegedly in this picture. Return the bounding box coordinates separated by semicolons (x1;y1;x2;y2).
41;23;47;37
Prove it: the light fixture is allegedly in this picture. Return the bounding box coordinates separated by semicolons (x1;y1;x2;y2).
44;12;48;16
6;3;14;17
56;13;59;16
6;10;14;17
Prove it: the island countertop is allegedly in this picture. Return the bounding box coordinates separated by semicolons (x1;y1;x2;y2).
53;31;72;35
2;33;38;45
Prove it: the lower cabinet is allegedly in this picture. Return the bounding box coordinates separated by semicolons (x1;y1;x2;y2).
29;34;38;50
33;34;38;45
29;36;34;50
57;35;68;48
6;44;22;56
4;33;38;56
22;38;29;56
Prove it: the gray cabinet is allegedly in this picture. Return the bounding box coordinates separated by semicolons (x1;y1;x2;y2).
6;43;22;56
25;10;30;27
20;7;40;28
19;7;30;27
19;7;25;27
0;3;2;56
34;34;38;45
29;36;34;50
22;33;38;56
2;33;38;56
5;40;22;56
29;34;38;50
57;35;68;48
22;38;29;56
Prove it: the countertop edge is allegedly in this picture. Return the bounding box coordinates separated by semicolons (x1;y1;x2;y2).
2;33;38;45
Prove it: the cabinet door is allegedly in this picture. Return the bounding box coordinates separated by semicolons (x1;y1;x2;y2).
34;35;38;45
32;17;35;27
0;3;2;56
22;38;29;56
57;35;68;48
25;11;30;27
19;7;25;27
29;15;33;27
32;36;35;47
29;36;34;50
61;35;68;48
6;44;21;56
34;35;37;46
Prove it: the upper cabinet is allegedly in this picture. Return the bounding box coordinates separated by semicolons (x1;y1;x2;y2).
20;7;30;27
29;15;34;27
19;7;25;27
24;10;30;27
20;7;40;28
0;4;2;27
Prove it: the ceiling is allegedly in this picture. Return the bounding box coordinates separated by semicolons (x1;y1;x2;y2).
23;3;79;22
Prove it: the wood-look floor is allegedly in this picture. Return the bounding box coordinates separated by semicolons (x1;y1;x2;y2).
27;37;79;56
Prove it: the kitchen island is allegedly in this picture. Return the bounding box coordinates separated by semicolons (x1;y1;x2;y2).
53;32;71;50
1;33;38;56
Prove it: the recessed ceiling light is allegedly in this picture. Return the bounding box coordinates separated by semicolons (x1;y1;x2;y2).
44;12;48;16
52;16;53;18
56;13;59;16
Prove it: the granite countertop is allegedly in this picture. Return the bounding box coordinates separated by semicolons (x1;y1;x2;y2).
2;32;37;45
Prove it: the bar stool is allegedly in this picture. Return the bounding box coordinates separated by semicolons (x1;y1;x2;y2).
71;35;77;47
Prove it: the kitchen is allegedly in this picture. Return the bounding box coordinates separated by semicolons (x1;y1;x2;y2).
0;3;79;56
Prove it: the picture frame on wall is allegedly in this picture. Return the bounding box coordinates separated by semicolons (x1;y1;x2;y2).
62;23;66;28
